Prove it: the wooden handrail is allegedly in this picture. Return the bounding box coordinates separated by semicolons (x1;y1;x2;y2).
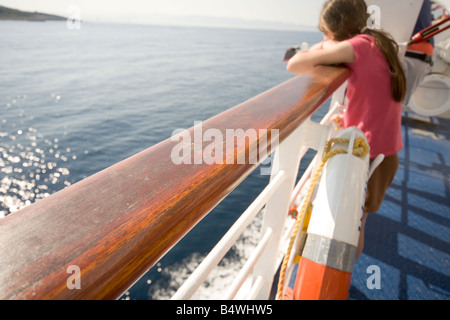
0;65;350;300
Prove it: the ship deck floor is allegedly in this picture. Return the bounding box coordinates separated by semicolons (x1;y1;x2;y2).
349;113;450;300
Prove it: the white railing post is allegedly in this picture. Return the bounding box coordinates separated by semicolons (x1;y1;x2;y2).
249;118;329;300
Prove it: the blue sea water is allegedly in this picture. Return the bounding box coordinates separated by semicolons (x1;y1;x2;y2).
0;20;324;299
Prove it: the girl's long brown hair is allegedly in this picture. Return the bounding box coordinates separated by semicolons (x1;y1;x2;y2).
318;0;407;102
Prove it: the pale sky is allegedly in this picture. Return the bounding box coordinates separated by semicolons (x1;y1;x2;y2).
0;0;325;27
1;0;449;30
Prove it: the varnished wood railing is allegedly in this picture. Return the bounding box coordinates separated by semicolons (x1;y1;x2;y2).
0;65;350;300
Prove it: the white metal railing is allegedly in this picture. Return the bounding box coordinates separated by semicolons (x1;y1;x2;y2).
171;171;286;300
224;227;273;299
171;85;347;300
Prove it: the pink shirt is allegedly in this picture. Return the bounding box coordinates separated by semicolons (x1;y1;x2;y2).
344;34;403;159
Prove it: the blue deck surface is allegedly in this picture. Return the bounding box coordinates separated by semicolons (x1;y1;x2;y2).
349;113;450;300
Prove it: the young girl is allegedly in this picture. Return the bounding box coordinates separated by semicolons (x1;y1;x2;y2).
287;0;407;259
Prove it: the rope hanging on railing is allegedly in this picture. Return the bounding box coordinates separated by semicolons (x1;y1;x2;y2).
276;136;369;300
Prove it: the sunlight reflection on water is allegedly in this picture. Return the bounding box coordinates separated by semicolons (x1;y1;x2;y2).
0;94;74;217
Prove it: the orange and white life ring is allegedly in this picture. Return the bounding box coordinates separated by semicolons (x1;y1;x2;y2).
282;127;372;300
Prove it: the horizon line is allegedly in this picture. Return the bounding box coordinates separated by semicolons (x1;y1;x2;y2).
0;4;318;33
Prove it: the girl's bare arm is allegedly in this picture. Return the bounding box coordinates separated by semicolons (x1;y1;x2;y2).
287;41;355;74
